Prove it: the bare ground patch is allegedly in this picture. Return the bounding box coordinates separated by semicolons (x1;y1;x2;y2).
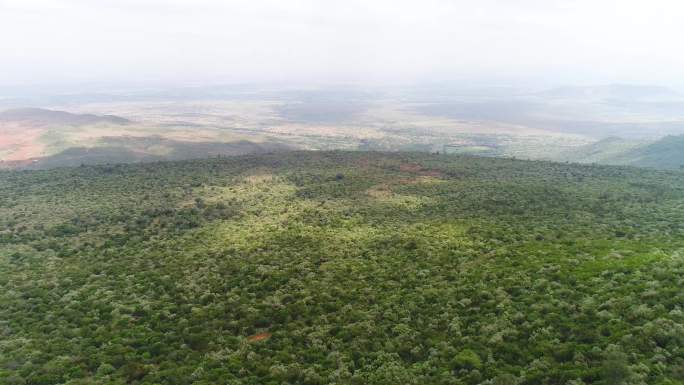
247;332;272;342
366;183;393;199
0;124;47;160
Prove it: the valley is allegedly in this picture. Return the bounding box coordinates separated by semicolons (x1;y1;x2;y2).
5;84;684;170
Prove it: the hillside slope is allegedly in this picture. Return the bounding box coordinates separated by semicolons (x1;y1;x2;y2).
612;135;684;169
4;137;294;169
0;108;296;167
556;135;684;170
0;108;130;126
1;152;683;384
553;136;645;164
0;108;133;162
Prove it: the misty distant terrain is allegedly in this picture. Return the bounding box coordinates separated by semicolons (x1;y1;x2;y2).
2;84;684;169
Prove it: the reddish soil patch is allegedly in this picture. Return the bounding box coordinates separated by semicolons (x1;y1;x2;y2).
366;183;393;198
0;124;47;161
247;332;272;342
399;163;423;173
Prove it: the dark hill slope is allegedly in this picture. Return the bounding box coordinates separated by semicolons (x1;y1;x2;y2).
613;135;684;169
0;107;130;126
9;137;294;169
555;135;684;170
1;152;683;384
553;136;644;164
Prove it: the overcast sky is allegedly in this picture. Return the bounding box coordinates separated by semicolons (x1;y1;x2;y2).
1;0;683;88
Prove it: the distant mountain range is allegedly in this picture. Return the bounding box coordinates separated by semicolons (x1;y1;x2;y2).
0;107;130;126
538;84;682;101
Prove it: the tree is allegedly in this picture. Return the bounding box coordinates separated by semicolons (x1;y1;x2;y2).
453;349;483;370
601;347;633;385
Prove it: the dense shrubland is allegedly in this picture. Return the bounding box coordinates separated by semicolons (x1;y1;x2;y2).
1;151;683;385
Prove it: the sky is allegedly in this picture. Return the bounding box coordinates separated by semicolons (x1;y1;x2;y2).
1;0;683;88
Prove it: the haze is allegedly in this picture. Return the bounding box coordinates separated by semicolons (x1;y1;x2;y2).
5;2;684;384
2;0;684;88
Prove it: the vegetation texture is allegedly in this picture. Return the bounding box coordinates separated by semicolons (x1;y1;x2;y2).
1;151;683;385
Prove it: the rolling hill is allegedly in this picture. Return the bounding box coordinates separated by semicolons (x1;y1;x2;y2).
9;137;294;169
0;108;134;163
0;108;295;168
612;135;684;169
0;108;131;126
557;135;684;170
553;137;645;164
1;151;683;384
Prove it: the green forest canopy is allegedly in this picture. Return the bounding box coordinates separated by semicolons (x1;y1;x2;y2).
1;151;683;385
